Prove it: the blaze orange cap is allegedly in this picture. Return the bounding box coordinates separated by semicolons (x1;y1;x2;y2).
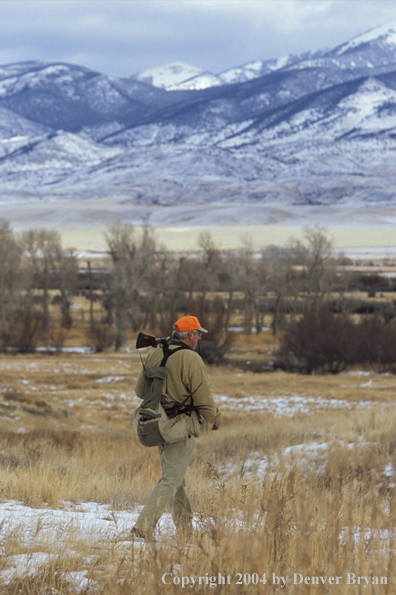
173;316;208;333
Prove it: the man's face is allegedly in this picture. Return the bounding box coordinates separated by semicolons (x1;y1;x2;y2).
185;330;202;350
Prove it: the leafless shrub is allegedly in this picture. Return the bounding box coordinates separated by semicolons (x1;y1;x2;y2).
85;323;115;353
354;317;396;372
49;328;68;353
280;309;355;374
7;302;43;353
280;308;396;374
352;272;391;296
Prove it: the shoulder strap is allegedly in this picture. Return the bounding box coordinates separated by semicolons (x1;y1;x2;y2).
160;343;190;368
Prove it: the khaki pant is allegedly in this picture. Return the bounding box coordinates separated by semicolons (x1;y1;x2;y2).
135;436;195;536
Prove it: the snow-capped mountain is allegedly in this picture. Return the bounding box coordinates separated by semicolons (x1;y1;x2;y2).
334;23;396;56
219;56;295;85
131;51;328;90
133;61;205;88
1;24;396;232
168;72;224;91
133;62;224;91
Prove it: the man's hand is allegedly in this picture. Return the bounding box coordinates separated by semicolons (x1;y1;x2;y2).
211;419;221;431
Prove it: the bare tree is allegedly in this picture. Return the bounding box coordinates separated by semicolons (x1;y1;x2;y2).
237;235;267;334
144;248;175;331
264;245;296;335
53;249;78;329
290;229;338;313
87;260;95;332
218;251;240;332
0;220;25;347
19;229;62;335
197;231;221;300
105;223;159;349
174;256;200;302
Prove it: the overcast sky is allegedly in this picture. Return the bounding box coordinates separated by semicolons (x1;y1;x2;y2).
1;1;396;78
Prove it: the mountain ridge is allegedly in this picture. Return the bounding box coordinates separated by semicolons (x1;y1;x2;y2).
1;24;396;232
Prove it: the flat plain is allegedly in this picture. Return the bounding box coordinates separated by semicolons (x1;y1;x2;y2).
3;195;396;255
56;223;396;255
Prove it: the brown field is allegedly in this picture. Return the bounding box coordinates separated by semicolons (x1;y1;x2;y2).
0;330;394;593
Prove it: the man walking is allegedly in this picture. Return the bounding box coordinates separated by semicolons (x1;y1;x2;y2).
132;315;221;541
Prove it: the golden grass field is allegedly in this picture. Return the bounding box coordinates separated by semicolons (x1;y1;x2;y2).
0;326;395;593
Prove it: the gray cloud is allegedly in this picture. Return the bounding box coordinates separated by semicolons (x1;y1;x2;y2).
0;1;395;77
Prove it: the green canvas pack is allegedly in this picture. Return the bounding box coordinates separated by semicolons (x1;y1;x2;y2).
133;344;203;447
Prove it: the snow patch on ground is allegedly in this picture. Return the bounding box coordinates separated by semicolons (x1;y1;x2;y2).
0;500;196;587
95;376;125;384
0;501;142;586
220;439;389;481
215;393;374;416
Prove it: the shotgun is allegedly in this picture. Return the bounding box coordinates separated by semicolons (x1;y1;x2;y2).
136;332;171;349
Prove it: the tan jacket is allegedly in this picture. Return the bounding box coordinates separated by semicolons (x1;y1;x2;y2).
134;339;220;423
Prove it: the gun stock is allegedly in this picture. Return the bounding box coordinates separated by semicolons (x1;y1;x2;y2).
136;332;170;349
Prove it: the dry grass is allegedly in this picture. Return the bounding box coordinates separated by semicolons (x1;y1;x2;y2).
0;335;395;592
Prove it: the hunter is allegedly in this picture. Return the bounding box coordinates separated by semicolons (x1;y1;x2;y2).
132;315;221;541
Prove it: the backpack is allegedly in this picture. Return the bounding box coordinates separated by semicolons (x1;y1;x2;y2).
133;344;203;447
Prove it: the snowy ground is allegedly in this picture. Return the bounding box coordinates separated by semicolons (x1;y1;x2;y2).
0;500;175;588
219;438;393;481
215;393;374;416
0;433;394;589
